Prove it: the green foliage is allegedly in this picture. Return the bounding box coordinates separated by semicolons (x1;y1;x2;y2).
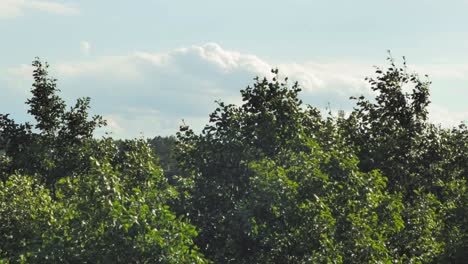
0;175;54;262
344;55;432;192
148;136;182;181
244;150;408;263
0;60;208;263
176;71;320;261
0;140;208;263
0;58;106;187
176;62;467;263
1;57;467;263
341;55;468;263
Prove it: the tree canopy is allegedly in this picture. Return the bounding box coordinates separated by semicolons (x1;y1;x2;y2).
0;59;208;263
1;57;467;263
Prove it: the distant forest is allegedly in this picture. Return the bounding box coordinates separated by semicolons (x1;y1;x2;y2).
1;57;466;263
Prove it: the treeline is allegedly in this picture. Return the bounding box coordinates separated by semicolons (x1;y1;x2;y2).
0;58;466;263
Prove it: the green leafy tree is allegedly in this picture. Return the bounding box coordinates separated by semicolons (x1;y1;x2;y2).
0;59;208;263
0;175;55;262
176;71;322;261
0;140;208;263
340;55;468;263
243;146;408;263
148;136;182;181
2;56;466;263
176;62;467;263
0;58;106;188
175;70;409;263
343;55;432;193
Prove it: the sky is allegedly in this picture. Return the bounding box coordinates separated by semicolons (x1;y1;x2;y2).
1;0;467;138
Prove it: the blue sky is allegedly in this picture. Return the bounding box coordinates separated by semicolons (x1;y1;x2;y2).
1;0;467;137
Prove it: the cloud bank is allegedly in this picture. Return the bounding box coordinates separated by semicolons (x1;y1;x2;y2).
0;0;78;18
2;43;466;138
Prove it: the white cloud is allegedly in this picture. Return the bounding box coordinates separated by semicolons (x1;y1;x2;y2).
80;41;91;56
0;0;23;18
413;63;468;80
0;0;78;18
49;43;371;97
278;62;372;94
429;104;468;127
2;64;33;96
2;43;467;138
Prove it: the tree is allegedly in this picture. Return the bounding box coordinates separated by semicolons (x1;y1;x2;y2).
0;58;106;188
0;140;208;263
342;55;431;193
148;136;182;182
176;69;411;262
175;71;322;261
340;55;468;263
242;145;409;263
176;61;467;263
2;56;466;263
0;59;209;263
